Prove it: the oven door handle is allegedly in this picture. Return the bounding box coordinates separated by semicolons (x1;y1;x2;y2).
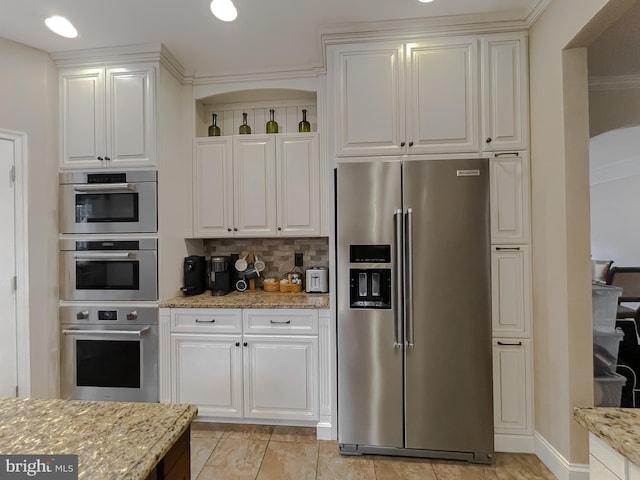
73;183;137;193
62;327;151;337
73;252;134;259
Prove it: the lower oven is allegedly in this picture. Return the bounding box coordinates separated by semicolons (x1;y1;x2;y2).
60;238;158;302
60;305;158;402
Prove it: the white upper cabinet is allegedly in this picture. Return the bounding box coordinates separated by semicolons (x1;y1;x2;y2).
60;65;156;169
330;36;479;157
193;133;320;238
406;38;479;154
481;33;529;152
491;245;532;337
233;135;278;237
490;153;530;244
276;133;320;236
193;137;234;237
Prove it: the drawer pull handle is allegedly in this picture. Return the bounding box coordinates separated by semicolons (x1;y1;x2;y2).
195;319;215;323
270;320;291;324
497;341;523;346
495;247;521;252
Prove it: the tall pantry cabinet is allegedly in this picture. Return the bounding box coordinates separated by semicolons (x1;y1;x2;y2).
327;30;533;452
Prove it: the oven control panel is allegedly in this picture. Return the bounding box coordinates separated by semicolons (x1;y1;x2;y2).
61;306;158;325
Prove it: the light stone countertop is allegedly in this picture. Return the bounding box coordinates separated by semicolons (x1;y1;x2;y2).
160;290;330;309
0;397;197;480
574;407;640;466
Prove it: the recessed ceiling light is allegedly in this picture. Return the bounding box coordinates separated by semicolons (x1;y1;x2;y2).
418;0;435;3
44;16;78;38
210;0;238;22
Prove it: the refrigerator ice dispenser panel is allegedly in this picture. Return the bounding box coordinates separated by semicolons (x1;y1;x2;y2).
350;269;391;309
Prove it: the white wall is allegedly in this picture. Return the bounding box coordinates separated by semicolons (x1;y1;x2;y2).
590;126;640;266
0;37;59;398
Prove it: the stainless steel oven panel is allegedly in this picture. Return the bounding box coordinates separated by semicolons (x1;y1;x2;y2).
59;170;157;234
60;323;158;403
59;239;158;302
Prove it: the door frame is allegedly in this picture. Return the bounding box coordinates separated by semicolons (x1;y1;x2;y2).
0;129;30;397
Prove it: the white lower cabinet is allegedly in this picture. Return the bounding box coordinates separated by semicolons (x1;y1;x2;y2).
243;335;318;421
170;308;319;423
492;338;532;434
589;433;640;480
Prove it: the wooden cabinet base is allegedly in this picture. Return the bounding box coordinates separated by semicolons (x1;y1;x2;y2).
145;426;191;480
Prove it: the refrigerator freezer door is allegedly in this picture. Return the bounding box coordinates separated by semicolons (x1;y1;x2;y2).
402;159;493;457
337;161;404;448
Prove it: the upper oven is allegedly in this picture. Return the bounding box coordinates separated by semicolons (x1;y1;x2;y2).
59;170;157;234
60;238;158;302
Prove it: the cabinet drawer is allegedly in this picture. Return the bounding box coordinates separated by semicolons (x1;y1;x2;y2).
171;309;242;333
243;309;318;335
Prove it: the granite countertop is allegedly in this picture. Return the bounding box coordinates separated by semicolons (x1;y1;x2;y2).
0;397;197;480
574;407;640;466
160;290;330;309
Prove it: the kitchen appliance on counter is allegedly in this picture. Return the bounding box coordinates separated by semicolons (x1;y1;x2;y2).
181;256;207;296
59;170;157;234
60;305;158;403
336;159;493;463
60;238;158;302
306;267;329;293
210;256;232;296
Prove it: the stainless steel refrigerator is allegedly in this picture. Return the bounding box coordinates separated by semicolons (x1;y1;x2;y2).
336;158;494;463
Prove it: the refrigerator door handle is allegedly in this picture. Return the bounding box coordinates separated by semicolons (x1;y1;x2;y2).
394;208;403;348
405;208;415;349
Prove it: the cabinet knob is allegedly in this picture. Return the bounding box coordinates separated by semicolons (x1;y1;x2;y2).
486;137;493;143
227;228;232;232
235;342;240;347
243;342;248;347
234;228;238;232
408;141;414;147
277;227;282;231
97;156;104;161
105;156;111;161
400;141;406;147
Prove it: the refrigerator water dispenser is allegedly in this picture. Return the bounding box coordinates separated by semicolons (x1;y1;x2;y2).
349;269;391;308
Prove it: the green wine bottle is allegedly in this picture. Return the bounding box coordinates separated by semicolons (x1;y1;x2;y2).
298;109;311;132
239;112;251;135
266;109;278;134
208;113;220;137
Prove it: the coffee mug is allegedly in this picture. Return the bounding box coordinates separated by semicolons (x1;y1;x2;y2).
236;279;247;291
235;257;248;272
244;265;260;279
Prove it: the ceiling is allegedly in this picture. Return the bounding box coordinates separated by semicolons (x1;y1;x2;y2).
1;0;543;78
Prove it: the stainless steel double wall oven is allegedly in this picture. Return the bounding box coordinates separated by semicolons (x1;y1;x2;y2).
59;170;159;403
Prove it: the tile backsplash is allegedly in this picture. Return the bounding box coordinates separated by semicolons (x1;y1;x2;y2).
204;237;329;281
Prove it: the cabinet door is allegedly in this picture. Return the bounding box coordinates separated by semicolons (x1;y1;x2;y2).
106;66;156;167
243;335;318;421
330;42;405;156
406;37;479;154
481;33;529;151
490;153;530;244
491;245;531;337
171;333;243;417
276;133;320;236
233;135;277;236
493;339;532;434
60;68;106;168
193;137;234;237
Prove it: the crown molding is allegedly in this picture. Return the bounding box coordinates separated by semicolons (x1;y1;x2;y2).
589;74;640;91
525;0;552;28
51;42;185;81
185;65;325;86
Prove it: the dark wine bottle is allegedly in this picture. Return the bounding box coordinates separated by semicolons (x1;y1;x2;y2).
208;113;220;137
298;109;311;132
239;112;251;134
266;109;278;134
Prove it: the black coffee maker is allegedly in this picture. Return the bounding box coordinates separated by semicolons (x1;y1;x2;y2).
210;256;232;296
181;256;207;295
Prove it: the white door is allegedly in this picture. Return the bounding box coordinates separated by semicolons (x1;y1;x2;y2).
0;135;17;397
490;154;531;244
491;245;532;337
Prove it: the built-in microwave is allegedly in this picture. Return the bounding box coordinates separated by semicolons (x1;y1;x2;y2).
59;238;158;302
59;170;157;234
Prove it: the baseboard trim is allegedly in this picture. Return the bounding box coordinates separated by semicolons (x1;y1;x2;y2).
316;422;333;441
495;433;535;453
534;431;589;480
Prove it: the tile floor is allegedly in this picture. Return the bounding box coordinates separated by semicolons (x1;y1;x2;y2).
190;423;558;480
